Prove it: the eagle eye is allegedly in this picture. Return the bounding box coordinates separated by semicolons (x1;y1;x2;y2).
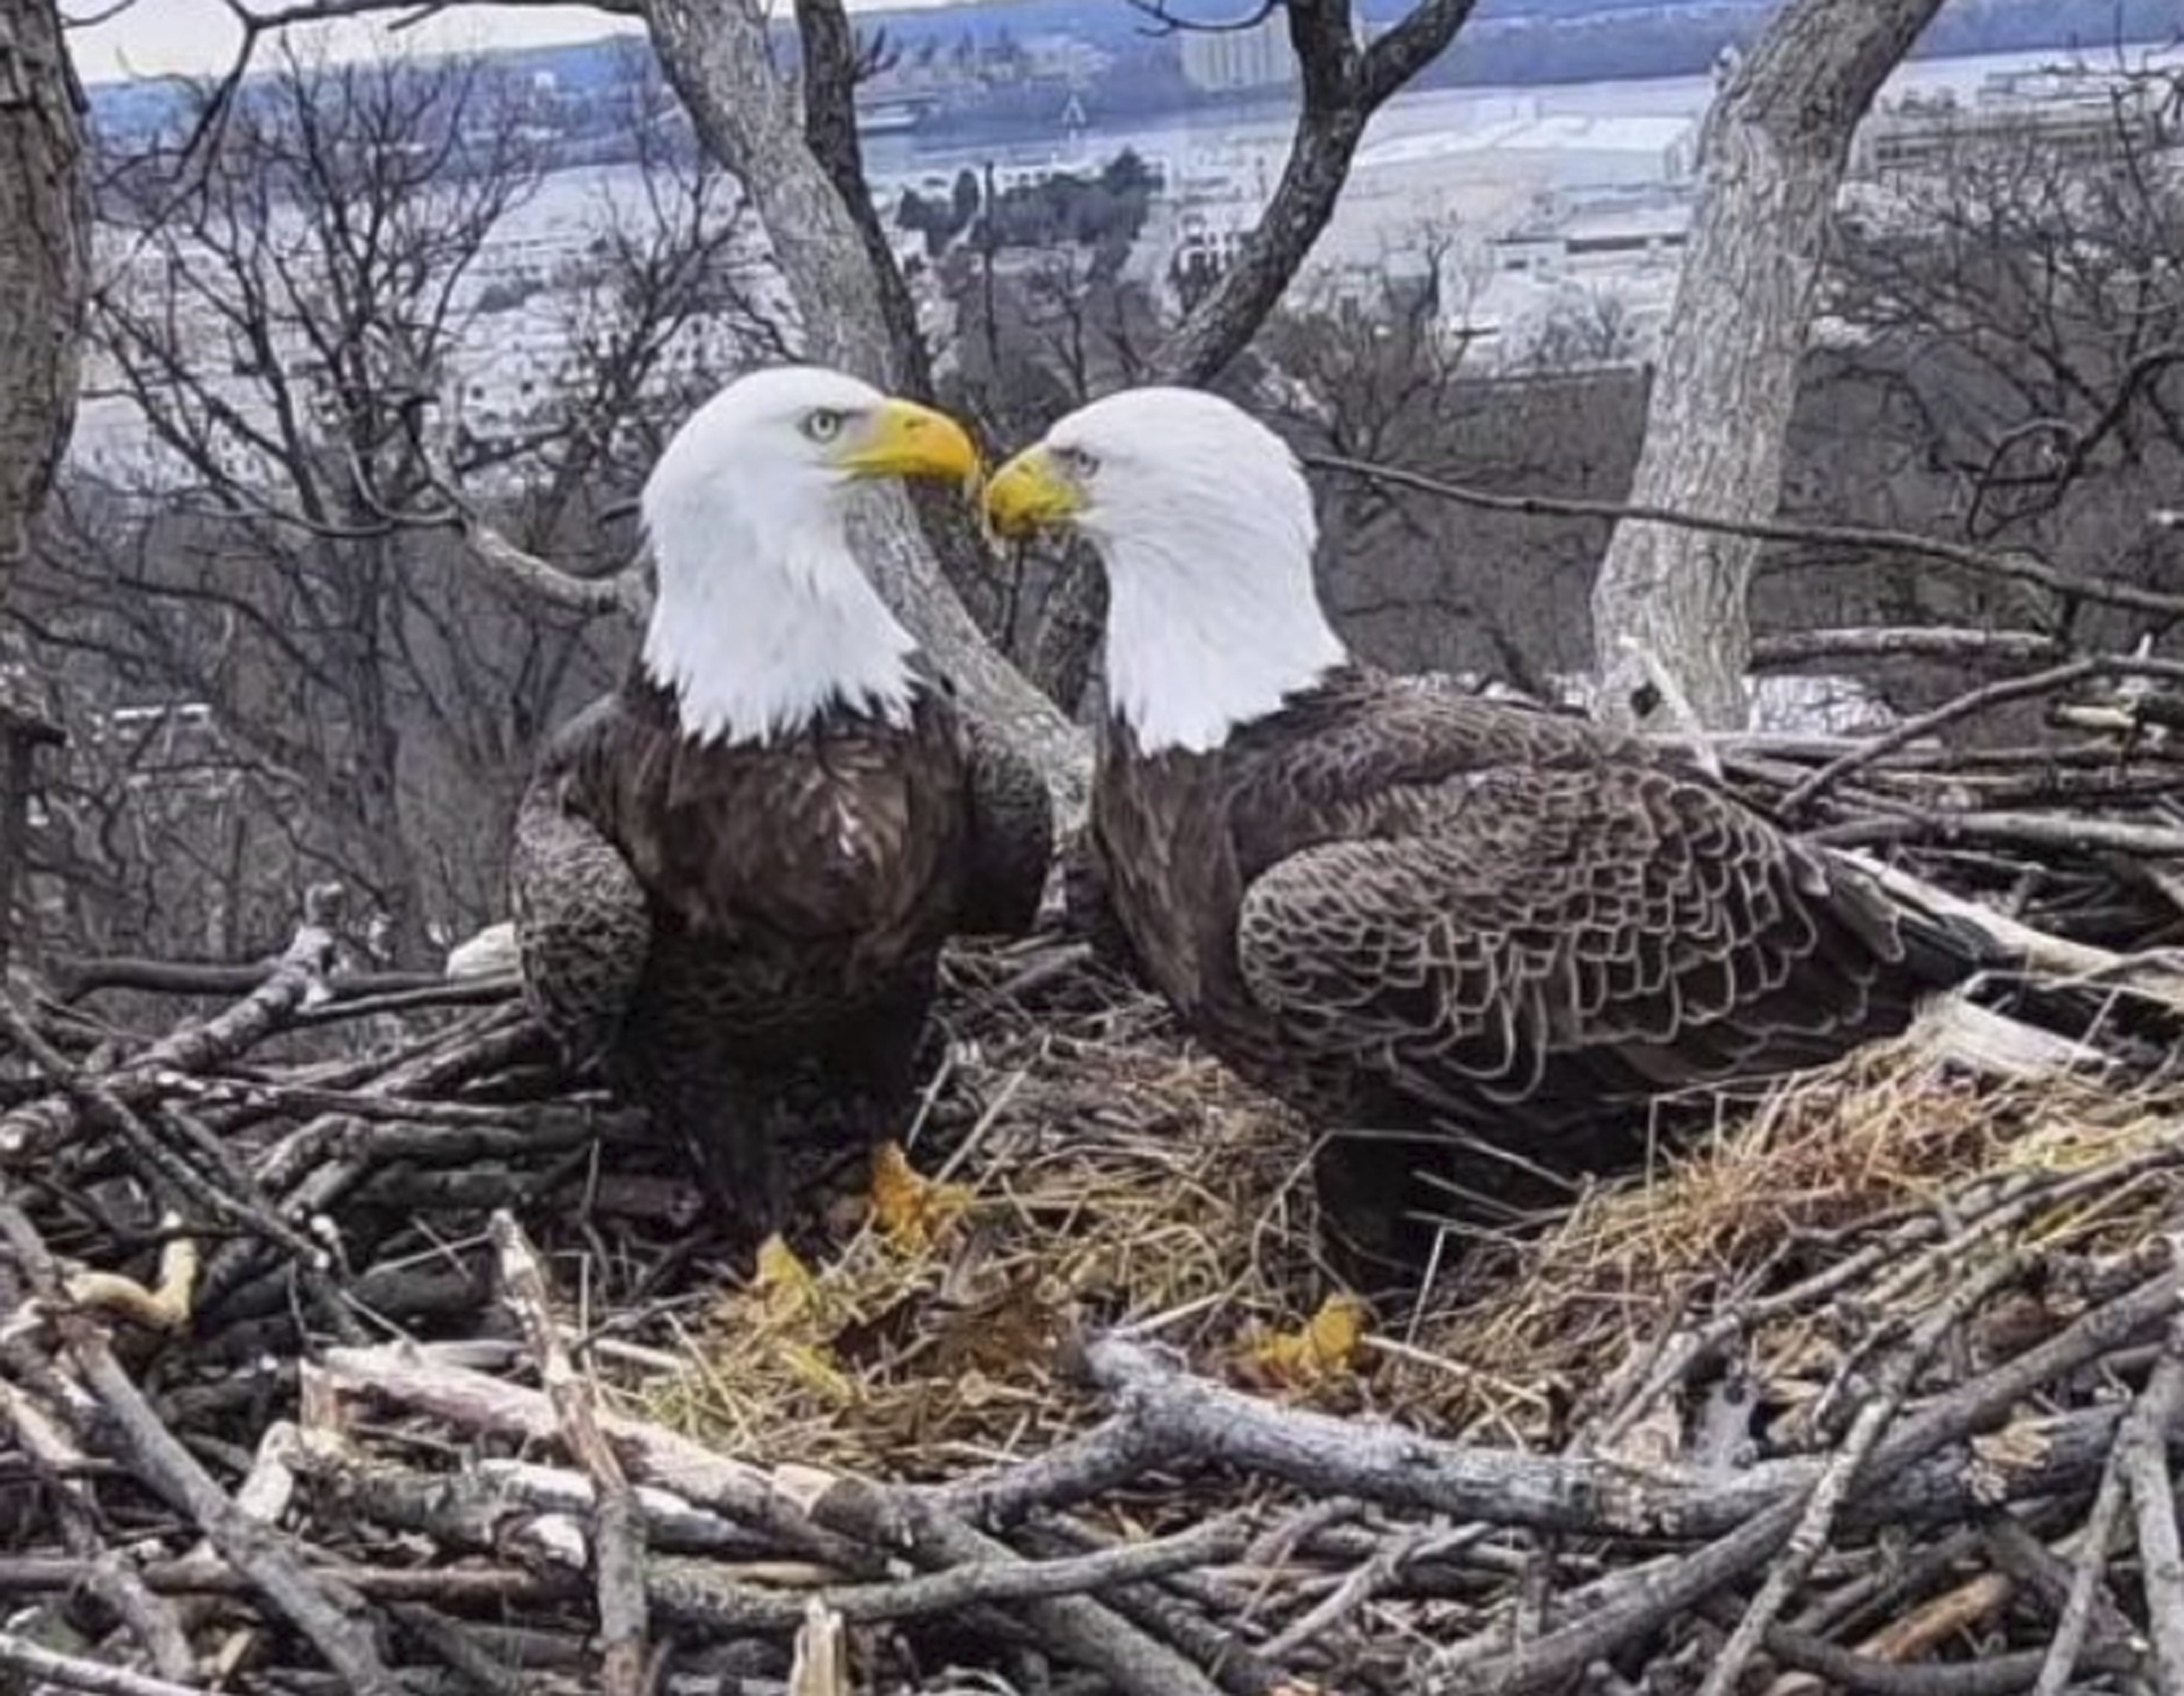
801;407;849;443
1053;444;1100;479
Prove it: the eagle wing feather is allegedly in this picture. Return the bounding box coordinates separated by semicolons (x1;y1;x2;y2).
509;776;652;1074
1233;759;1928;1115
954;704;1057;938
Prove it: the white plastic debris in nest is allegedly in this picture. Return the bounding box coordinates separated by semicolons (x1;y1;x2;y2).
444;919;520;980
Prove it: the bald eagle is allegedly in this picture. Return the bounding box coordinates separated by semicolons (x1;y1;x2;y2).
511;365;1053;1243
984;386;2003;1284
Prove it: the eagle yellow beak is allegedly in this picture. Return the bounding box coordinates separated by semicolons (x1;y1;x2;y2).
835;397;981;486
983;445;1084;540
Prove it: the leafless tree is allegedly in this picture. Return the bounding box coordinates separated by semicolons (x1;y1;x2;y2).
1723;80;2184;723
0;0;87;973
1819;91;2184;558
1522;286;1643;375
14;44;769;964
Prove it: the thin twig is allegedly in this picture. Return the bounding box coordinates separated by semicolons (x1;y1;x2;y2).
1781;659;2103;814
1305;449;2184;624
2030;1423;2136;1696
1697;1254;2032;1696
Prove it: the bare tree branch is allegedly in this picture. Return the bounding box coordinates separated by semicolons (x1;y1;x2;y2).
1305;449;2184;626
1147;0;1486;386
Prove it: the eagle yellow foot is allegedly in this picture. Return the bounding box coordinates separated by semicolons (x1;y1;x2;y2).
867;1141;972;1253
747;1235;859;1406
1237;1293;1370;1391
752;1233;823;1322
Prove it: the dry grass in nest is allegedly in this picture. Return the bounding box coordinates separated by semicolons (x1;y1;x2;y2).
622;978;2184;1487
1399;1035;2184;1438
626;1033;1339;1478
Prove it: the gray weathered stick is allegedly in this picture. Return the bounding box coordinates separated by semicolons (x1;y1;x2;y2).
490;1210;649;1696
0;1629;210;1696
2118;1317;2184;1696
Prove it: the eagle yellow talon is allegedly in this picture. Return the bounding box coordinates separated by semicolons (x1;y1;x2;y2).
869;1141;971;1253
747;1236;858;1405
753;1233;823;1324
1239;1293;1369;1388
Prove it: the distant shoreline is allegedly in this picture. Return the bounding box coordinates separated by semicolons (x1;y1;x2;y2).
82;0;2176;172
865;29;2176;160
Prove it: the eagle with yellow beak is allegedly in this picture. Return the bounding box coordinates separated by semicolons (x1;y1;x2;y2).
985;386;1997;1287
512;365;1053;1245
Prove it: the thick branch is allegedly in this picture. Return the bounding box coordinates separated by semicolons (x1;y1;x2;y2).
490;1212;648;1696
1751;627;2063;669
60;1319;407;1696
0;1632;206;1696
792;0;930;398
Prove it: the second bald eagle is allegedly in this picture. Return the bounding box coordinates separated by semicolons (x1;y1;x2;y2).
986;386;2003;1285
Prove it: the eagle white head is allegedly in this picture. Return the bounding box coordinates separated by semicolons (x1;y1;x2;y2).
983;386;1347;755
640;364;980;747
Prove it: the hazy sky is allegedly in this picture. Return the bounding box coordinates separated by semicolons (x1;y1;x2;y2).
67;3;644;82
66;1;941;85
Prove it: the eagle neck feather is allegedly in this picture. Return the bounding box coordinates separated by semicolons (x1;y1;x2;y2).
1102;526;1346;757
640;493;918;749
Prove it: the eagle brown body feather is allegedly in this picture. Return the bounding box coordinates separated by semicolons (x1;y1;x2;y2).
512;662;1053;1234
1077;665;1997;1281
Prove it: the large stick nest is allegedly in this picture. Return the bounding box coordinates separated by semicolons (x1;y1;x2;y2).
11;723;2184;1695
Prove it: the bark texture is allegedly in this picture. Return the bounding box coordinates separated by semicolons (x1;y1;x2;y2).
1587;0;1944;733
644;0;1093;815
0;0;88;575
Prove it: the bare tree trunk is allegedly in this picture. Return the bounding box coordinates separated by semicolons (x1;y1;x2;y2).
0;0;87;575
1587;0;1943;733
642;0;1091;812
645;1;895;386
0;0;85;976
